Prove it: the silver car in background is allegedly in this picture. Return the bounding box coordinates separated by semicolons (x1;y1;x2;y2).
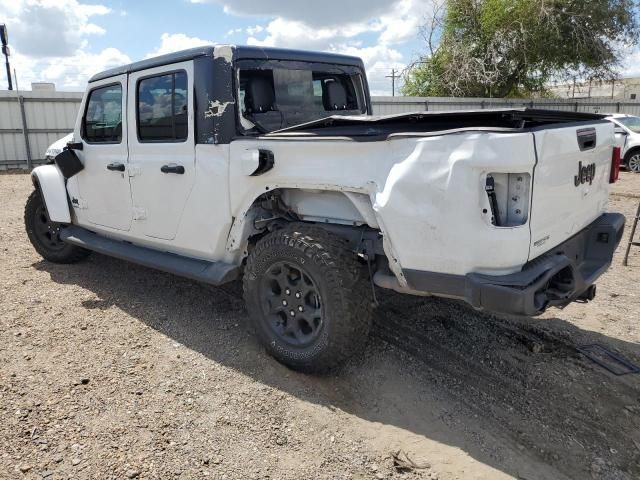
44;133;73;163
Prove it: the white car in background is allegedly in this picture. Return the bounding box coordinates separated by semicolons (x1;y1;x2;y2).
607;114;640;172
44;133;73;162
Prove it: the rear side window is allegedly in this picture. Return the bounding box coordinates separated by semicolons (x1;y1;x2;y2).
239;65;366;132
137;71;188;142
240;69;363;115
83;84;123;143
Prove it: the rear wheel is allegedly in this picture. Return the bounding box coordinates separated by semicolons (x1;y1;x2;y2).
24;190;91;263
243;223;372;373
626;152;640;173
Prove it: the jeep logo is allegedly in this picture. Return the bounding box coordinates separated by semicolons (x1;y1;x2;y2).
574;161;596;186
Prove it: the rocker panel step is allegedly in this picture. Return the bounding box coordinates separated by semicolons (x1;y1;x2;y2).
60;225;240;285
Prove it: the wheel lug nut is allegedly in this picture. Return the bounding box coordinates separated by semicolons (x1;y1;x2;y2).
285;288;291;295
282;300;288;306
298;306;303;312
289;310;295;317
295;292;301;299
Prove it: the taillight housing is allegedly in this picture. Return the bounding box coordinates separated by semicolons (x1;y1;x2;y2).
484;173;531;226
610;146;621;184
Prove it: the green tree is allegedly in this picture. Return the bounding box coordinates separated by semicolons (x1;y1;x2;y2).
402;0;640;97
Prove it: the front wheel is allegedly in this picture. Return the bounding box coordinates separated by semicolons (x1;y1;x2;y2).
243;223;372;373
626;152;640;173
24;190;91;263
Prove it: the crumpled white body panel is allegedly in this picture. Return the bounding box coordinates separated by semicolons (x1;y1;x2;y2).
374;133;535;276
229;131;538;277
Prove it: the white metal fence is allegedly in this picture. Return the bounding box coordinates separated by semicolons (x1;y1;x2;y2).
371;96;640;116
2;91;640;170
0;90;82;170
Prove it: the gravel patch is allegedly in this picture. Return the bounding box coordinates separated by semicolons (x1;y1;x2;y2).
1;172;639;480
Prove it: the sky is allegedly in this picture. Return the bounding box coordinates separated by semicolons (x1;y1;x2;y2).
0;0;434;95
1;0;639;96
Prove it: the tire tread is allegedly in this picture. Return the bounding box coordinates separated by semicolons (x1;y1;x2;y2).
243;223;372;373
24;190;91;264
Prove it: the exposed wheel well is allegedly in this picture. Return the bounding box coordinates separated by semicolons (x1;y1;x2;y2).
242;188;384;258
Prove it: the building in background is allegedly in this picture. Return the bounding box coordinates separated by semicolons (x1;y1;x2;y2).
549;77;640;100
30;82;56;94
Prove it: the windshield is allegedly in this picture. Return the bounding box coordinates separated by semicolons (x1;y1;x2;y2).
617;116;640;133
238;61;367;133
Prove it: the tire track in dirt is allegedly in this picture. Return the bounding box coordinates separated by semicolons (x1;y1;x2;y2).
210;279;640;480
372;292;640;480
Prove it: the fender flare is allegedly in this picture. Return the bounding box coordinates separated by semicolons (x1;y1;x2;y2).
31;165;71;223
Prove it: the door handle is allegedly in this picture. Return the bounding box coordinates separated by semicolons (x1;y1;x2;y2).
161;164;185;174
106;162;125;172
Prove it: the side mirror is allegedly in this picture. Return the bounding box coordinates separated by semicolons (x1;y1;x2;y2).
614;127;628;136
55;149;84;178
66;141;84;151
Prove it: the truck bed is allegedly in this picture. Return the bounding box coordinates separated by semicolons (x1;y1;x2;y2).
269;108;607;138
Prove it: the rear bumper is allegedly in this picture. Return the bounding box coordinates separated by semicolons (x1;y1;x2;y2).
403;213;625;316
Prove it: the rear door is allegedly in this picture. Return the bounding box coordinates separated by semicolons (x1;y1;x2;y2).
127;61;196;240
529;121;614;259
73;75;133;232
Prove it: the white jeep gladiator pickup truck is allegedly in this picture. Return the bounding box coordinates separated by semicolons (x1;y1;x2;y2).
26;45;625;372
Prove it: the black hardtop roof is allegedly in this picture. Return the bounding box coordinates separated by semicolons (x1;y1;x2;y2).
89;44;365;83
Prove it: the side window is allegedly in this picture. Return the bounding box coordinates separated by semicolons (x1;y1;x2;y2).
319;77;360;111
312;80;323;97
83;84;123;143
137;71;188;142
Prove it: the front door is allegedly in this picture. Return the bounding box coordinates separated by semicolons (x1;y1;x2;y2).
127;61;196;241
73;74;133;231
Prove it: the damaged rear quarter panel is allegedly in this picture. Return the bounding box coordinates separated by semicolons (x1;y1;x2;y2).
228;131;536;276
376;132;535;275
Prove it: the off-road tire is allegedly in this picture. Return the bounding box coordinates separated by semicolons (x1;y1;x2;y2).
243;223;373;373
24;190;91;264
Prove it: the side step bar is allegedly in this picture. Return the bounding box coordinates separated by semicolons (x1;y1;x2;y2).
60;225;240;285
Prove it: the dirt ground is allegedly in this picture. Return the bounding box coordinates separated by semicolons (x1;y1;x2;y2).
1;172;639;480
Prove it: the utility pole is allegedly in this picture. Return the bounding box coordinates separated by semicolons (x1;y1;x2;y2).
0;24;12;90
386;68;401;96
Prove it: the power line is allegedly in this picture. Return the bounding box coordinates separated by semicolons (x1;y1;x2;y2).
385;68;401;96
1;24;12;90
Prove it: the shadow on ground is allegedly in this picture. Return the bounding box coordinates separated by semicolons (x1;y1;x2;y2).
36;254;640;480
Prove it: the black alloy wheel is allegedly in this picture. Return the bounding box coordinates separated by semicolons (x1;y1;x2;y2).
260;260;324;347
